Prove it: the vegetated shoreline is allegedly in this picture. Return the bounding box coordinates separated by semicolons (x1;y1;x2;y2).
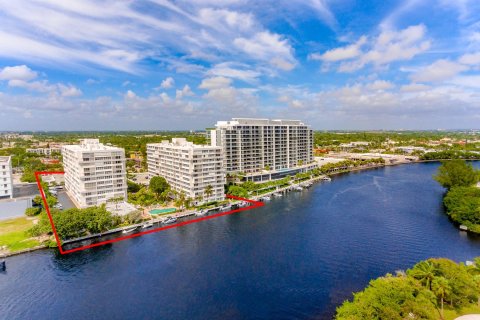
1;159;473;258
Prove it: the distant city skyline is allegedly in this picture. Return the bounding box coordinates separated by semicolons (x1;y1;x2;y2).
0;0;479;130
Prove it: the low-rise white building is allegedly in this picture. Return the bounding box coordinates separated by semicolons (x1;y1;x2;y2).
62;139;127;208
147;138;225;204
0;156;13;199
26;147;61;156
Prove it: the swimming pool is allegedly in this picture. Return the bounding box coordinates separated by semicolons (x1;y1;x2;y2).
149;208;176;215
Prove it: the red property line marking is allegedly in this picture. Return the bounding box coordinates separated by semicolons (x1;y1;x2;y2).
34;171;264;255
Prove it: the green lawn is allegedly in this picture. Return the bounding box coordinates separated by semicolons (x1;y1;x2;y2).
0;217;40;252
444;304;480;320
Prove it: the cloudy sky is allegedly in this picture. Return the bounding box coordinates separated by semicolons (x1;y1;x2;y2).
0;0;479;131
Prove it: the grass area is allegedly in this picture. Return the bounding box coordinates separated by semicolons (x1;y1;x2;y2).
444;304;480;320
0;217;40;252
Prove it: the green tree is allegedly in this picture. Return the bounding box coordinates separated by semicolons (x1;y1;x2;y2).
432;276;451;319
204;185;213;200
25;207;41;216
149;176;170;197
408;260;436;290
434;160;478;189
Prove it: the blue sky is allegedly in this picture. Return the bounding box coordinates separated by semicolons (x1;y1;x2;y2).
0;0;479;131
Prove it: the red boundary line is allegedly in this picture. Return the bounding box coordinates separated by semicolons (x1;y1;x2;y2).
34;171;264;255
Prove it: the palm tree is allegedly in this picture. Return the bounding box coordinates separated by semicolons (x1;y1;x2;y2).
432;276;451;320
409;260;436;290
195;194;203;205
204;185;213;202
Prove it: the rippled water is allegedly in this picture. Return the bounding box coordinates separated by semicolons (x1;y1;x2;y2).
1;162;479;320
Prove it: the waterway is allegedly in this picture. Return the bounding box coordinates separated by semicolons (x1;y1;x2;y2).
1;162;479;320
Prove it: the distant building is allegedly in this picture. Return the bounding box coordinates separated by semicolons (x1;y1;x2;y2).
27;147;61;156
0;156;13;199
147;138;225;204
62;139;127;208
210;118;316;182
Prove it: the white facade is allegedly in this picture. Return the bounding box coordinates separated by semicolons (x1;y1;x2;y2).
27;147;61;156
147;138;225;204
211;118;314;175
62;139;127;208
0;156;13;199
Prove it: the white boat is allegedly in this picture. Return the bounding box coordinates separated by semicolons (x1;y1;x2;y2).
122;226;138;234
322;176;332;181
163;217;177;224
141;222;154;229
459;225;468;231
194;209;207;216
260;196;271;201
294;186;303;191
222;204;232;210
273;192;282;197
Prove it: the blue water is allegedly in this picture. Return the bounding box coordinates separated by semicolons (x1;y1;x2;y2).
1;162;479;320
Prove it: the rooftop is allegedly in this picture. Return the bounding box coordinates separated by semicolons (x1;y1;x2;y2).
149;138;220;149
215;118;307;127
63;139;123;152
0;156;11;164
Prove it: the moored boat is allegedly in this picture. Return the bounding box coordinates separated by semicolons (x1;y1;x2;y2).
141;222;154;229
164;217;177;224
122;226;138;234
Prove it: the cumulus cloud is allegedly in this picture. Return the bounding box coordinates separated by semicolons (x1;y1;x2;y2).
310;36;367;62
199;76;232;89
400;83;431;92
312;24;430;72
176;85;194;99
459;52;480;65
410;59;468;82
233;31;296;70
160;77;175;89
0;65;37;81
366;80;394;91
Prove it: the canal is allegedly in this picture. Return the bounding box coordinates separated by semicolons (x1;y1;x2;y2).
1;162;479;319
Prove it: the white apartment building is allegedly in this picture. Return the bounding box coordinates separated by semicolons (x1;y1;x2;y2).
62;139;127;208
0;156;13;199
147;138;225;204
27;147;61;156
211;118;316;182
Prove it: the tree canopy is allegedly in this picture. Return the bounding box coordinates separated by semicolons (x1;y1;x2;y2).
336;258;480;320
149;176;170;196
434;160;479;190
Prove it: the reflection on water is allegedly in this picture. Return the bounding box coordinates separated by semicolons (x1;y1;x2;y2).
1;162;479;320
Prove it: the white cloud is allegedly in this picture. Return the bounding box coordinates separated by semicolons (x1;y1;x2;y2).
366;80;394;91
317;24;430;72
199;76;232;89
208;62;261;82
176;85;194;99
459;52;480;65
125;90;137;99
410;59;468;82
160;77;175;89
58;84;83;97
310;36;367;62
233;31;296;70
400;83;430;92
0;65;37;81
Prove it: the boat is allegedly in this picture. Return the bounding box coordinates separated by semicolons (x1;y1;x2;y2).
273;192;282;197
141;222;154;229
293;186;303;191
194;209;207;216
459;225;468;231
222;204;232;210
260;196;271;201
322;176;332;181
163;217;177;224
122;226;138;234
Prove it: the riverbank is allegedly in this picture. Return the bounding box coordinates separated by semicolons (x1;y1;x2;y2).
0;217;43;256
